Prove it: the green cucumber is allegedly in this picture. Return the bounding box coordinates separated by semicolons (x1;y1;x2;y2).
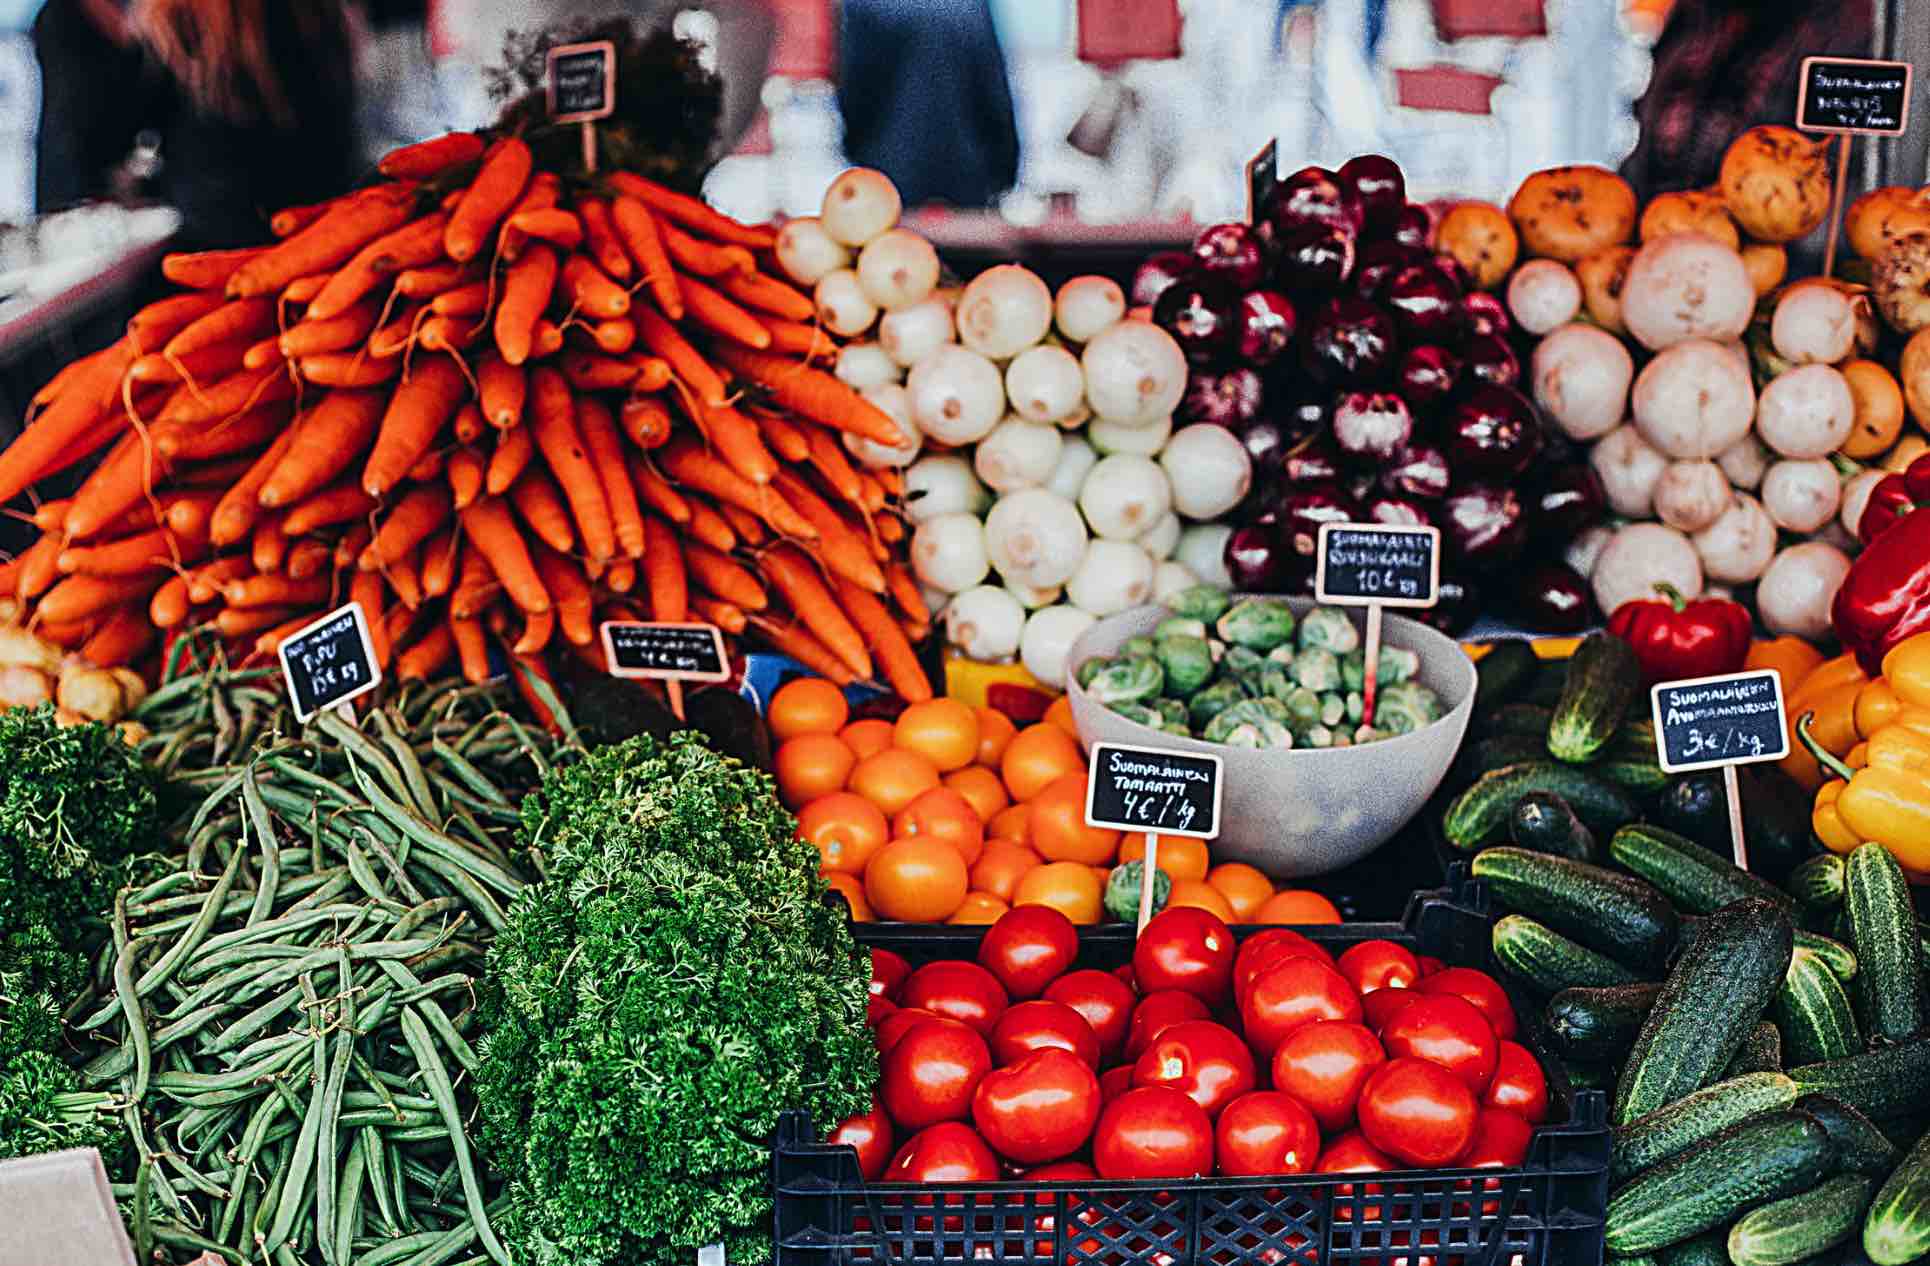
1608;1257;1659;1266
1472;846;1678;970
1547;632;1640;764
1492;914;1643;993
1788;1037;1930;1119
1612;1071;1799;1182
1474;639;1538;710
1728;1173;1874;1266
1724;1021;1784;1076
1614;898;1794;1127
1790;930;1857;981
1775;948;1860;1067
1787;854;1846;911
1655;1232;1727;1266
1843;842;1925;1043
1478;701;1555;739
1605;1110;1837;1255
1457;734;1550;783
1592;750;1671;794
1509;791;1597;862
1793;1094;1900;1177
1526;658;1572;706
1865;1123;1930;1265
1608;823;1794;915
1544;983;1662;1063
1443;761;1641;851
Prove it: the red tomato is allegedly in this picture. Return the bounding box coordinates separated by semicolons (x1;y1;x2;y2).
1416;954;1445;977
1124;990;1213;1059
899;961;1010;1035
1233;928;1334;1008
1462;1106;1532;1169
1022;1160;1103;1253
1361;986;1421;1033
1132;907;1235;1004
1270;1020;1387;1133
1378;994;1498;1095
1483;1040;1549;1124
1415;967;1518;1041
1044;969;1137;1061
881;1017;993;1130
826;1097;895;1180
1357;1057;1478;1168
870;948;912;1001
1091;1086;1215;1180
971;1048;1102;1165
1316;1129;1392;1220
1113;963;1137;990
1098;1064;1135;1104
977;906;1079;1000
990;1000;1101;1068
887;1121;1000;1182
867;995;898;1027
1240;957;1362;1058
1131;1020;1257;1118
1336;939;1421;994
1214;1090;1320;1176
874;1006;938;1054
1024;1160;1097;1180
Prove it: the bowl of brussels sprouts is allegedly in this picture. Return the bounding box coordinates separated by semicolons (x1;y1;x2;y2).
1065;586;1476;876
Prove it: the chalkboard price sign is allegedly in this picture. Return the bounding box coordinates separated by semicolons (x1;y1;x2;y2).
1314;523;1441;608
1247;139;1278;226
600;621;730;683
1085;743;1223;840
1798;56;1911;135
547;40;617;123
278;602;382;722
1650;669;1790;774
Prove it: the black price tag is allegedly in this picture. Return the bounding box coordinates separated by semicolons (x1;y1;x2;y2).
278;602;381;723
1798;56;1912;135
1314;523;1441;608
1084;742;1223;840
1650;670;1790;775
601;621;730;683
547;39;617;123
1246;138;1279;226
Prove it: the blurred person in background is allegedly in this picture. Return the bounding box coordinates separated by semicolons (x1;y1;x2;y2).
32;0;358;247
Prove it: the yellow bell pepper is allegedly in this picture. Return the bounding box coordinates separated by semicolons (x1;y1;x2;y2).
1801;713;1930;873
1784;678;1869;792
1812;780;1863;854
1848;742;1869;769
1866;724;1930;773
1855;680;1902;739
1880;632;1930;709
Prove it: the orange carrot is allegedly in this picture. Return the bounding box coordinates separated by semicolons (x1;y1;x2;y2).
774;470;885;591
531;320;564;359
529;544;594;645
363;485;452;570
408;447;445;484
269;199;332;239
619;395;673;450
331;523;372;573
446;613;489;683
559;351;647;392
76;603;154;666
718;502;767;547
394;261;474;298
13;534;62;600
157;365;295;425
497;172;560;261
528;368;615;562
628;453;689;523
444;137;533;262
886;562;928;623
575;396;645;558
761;319;838;360
231;185;419;297
37;572;161;625
0;341;127;505
641;515;688;623
339;568;389;669
475;353;526;429
155;401;291;461
30;500;71;532
560;256;630;319
712;344;906;446
368;308;422;359
746;615;855;685
659;436;810;536
379;131;484;180
285;538;332;581
224;574;330;609
164;492;222;540
459;497;550;614
687;399;779;486
447;446;485;509
420;527;459;598
678;273;772;348
450;543;500;618
431;282;493;318
575;196;632;278
692;597;746;635
684;501;737;552
609;197;683;319
127;293;226;352
259;388;385;508
607;171;776;249
834;574;932;701
251;513;288;573
380;601;418;654
397;620;455;679
161;247;266;290
453;402;485;445
362;354;467;496
759;544;871;678
307;210;451;320
507;469;575;554
186;557;253;605
63;434;160;543
282;273;331;304
56;526;200;577
683;542;766;610
659;219;753;277
387;546;424;609
751;409;809;462
486;424;534;496
508;207;583;252
129;338;251;385
150;576;192;629
209;428;297;546
418;316;480;354
494;244;558;366
720;269;815;322
589;318;637;355
300;355;400;388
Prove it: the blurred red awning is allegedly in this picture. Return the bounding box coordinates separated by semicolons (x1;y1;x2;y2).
1077;0;1182;66
1395;66;1503;114
770;0;836;80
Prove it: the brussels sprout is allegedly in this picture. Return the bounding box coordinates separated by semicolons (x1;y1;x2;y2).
1297;606;1360;654
1352;726;1393;744
1257;665;1294;703
1223;644;1266;680
1207;638;1228;662
1107;701;1165;728
1106;860;1171;923
1281;686;1322;730
1156;616;1209;640
1374;680;1443;735
1188;677;1249;729
1153;698;1191;733
1204;700;1293;748
1340;650;1366;692
1377;645;1421;684
1345;691;1364;724
1291;647;1342;692
1156;634;1215;697
1257;696;1291;724
1076;656;1111;689
1088;655;1164;704
1320;693;1346;727
1169;584;1232;624
1302;724;1335;748
1119;635;1157;660
1216;598;1297;651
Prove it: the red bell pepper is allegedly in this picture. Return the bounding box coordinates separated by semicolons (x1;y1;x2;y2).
1858;453;1930;544
1835;502;1930;674
1605;583;1753;684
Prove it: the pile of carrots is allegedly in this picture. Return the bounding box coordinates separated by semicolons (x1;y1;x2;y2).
0;130;934;708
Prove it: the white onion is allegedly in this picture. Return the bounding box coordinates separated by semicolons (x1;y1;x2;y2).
1692;492;1777;583
1175;523;1233;588
1756;542;1851;639
1755;363;1855;459
1082;321;1188;424
1003;579;1062;609
1055;275;1127;344
774;216;849;285
1065;540;1156;616
1761;458;1842;533
1716;432;1773;491
957;265;1054;360
1506;259;1583;335
1138;511;1181;560
906;345;1005;445
903;455;988;524
844;384;922;468
944;584;1025;659
1160;424;1253;520
1087;413;1173;457
1592;523;1704;614
1620;232;1755;350
1047;436;1099;501
856;228;940;312
1531;323;1633;441
911;512;991;593
1632;339;1756;458
1771;281;1856;366
1152;561;1199;603
1079;455;1171;541
1591;424;1670;518
820;167;902;246
985;488;1089;588
1653;460;1733;533
815;269;878;338
974;417;1063;493
878;297;955;368
1840;468;1890;538
1021;605;1098;689
835;342;900;391
1005;345;1086;424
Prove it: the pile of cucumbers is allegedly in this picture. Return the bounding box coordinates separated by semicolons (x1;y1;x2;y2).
1441;634;1930;1266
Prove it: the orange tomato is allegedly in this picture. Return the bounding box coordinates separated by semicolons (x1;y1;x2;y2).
769;677;848;741
895;698;981;772
797;792;889;875
1013;860;1103;925
1166;878;1236;921
1042;696;1077;735
1001;724;1083;802
893;786;986;866
1028;772;1119;865
823;871;872;921
865;837;969;921
840;718;896;759
988;801;1032;842
944;766;1010;822
975;706;1017;765
774;733;855;808
1206;862;1275;921
1118;834;1209;882
948;892;1010;924
849;747;941;816
1254;889;1343;924
971;839;1042;902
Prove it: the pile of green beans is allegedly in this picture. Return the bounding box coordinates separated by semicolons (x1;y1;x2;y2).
83;665;580;1266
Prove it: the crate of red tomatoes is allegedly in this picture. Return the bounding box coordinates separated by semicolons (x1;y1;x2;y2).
773;879;1609;1266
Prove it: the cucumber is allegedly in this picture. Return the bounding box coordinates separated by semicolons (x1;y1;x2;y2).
1728;1173;1874;1266
1526;658;1572;706
1865;1123;1930;1266
1656;1232;1727;1266
1790;929;1857;981
1474;639;1538;709
1794;1095;1900;1177
1544;983;1662;1063
1611;1071;1800;1182
1509;791;1597;862
1843;842;1925;1043
1472;847;1679;969
1724;1021;1784;1077
1604;1110;1837;1255
1614;898;1795;1127
1492;914;1643;993
1479;701;1555;739
1592;749;1671;794
1608;823;1794;915
1443;761;1642;851
1775;948;1860;1067
1787;854;1846;911
1608;1257;1659;1266
1788;1037;1930;1119
1547;632;1640;764
1457;733;1549;783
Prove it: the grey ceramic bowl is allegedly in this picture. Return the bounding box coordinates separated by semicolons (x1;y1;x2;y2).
1065;597;1476;878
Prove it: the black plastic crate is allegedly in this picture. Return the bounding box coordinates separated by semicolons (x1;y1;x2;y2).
774;879;1610;1266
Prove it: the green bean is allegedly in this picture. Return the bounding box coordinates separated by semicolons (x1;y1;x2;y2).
280;871;358;917
216;1089;287;1244
152;1220;244;1265
359;1229;446;1266
398;1007;507;1264
158;1147;230;1200
364;828;428;904
332;1132;367;1266
430;740;511;809
112;893;152;1103
263;1033;327;1252
315;976;354;1266
317;710;420;806
186;904;374;963
345;834;393;904
373;708;440;820
131;1152;154;1263
348;762;526;896
154;1033;313;1094
128;869;202;908
135;843;244;999
242;768;282;925
337;1108;441;1130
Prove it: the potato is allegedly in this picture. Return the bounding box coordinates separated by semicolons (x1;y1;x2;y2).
1436;201;1518;290
1840;358;1906;459
1872;232;1930;334
1903;327;1930;429
56;666;126;723
0;626;60;675
1741;243;1787;296
1639;189;1740;250
1846;186;1930;261
1718;126;1831;243
1575;244;1634;335
1507;165;1638;262
0;665;52;708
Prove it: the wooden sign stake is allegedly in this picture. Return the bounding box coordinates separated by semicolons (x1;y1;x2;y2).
1362;604;1385;723
581;122;598;175
1137;834;1160;934
1723;765;1749;871
1824;133;1851;277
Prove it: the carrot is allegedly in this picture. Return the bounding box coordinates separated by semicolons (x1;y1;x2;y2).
224;574;331;609
337;569;389;670
431;282;493;319
363;485;453;571
609;197;683;319
13;534;62;600
718;502;767;546
589;318;637;355
692;597;746;635
451;402;485;446
530;544;594;645
447;446;485;509
251;514;288;573
712;344;906;446
127;293;226;352
155;401;291;461
332;523;372;573
397;620;455;679
0;342;130;505
75;604;153;667
774;470;886;591
420;527;459;598
450;543;500;618
459;497;550;614
527;369;616;562
575;396;645;558
242;337;285;371
628;454;689;523
641;515;688;623
509;652;563;733
560;351;647;392
269;199;332;239
368;308;422;359
231;185;419;297
507;469;575;554
471;353;525;430
394;261;474;298
55;526;191;577
362;354;467;496
282;273;331;304
531;320;564;359
380;602;418;656
497;172;560;261
186;557;253;605
486;424;534;496
284;538;332;581
494;244;558;366
444;137;533;262
720;269;815;322
683;501;737;553
444;613;488;683
834;574;932;701
37;572;160;625
607;171;776;249
759;544;871;678
150;576;192;629
31;351;98;408
619;395;673;450
687;399;779;486
157;365;295;425
379;131;484;179
161;247;267;291
761;319;838;360
683;542;766;610
678;274;772;348
659;219;754;277
63;434;160;543
560;256;630;319
599;557;632;595
508;207;583;252
300;355;400;388
407;446;445;484
30;500;71;533
33;412;129;489
259;388;385;508
886;563;928;624
129;338;251;385
209;428;297;546
751;409;809;462
659;436;811;537
165;493;222;541
387;546;424;609
746;615;855;685
419;316;480;354
570;196;627;277
306;210;451;319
